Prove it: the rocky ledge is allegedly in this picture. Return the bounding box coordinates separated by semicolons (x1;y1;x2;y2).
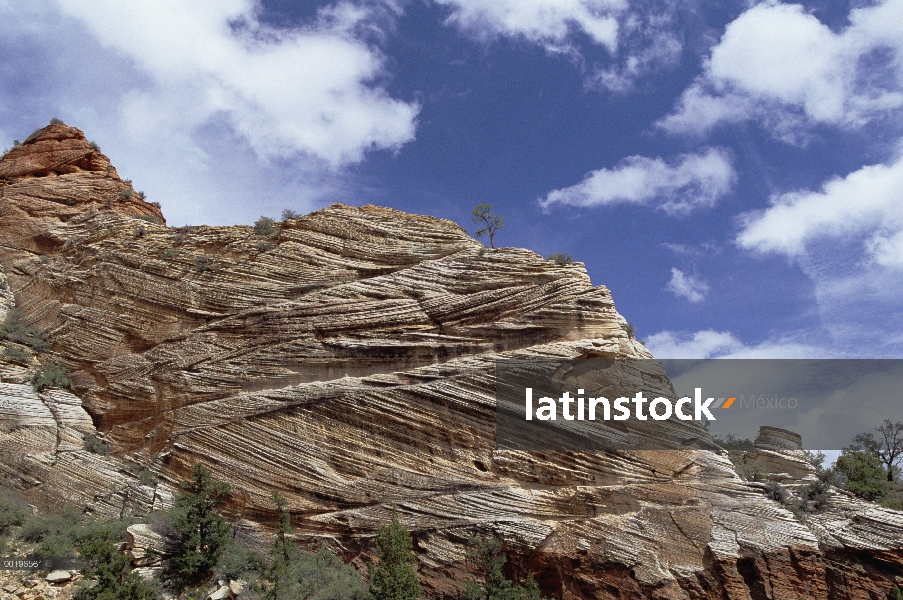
0;123;901;599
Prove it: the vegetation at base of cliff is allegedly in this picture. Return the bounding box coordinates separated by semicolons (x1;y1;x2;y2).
2;468;553;600
166;463;232;587
370;510;420;600
29;362;69;391
2;309;47;351
463;535;546;600
0;484;159;600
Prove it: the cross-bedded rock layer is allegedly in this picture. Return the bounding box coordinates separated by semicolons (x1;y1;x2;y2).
0;123;901;599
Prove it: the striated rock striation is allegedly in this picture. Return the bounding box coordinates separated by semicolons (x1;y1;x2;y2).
1;122;901;599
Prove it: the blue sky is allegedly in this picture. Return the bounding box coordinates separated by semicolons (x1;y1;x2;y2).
1;0;902;360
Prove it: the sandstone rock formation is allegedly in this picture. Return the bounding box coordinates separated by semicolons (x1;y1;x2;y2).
1;122;901;599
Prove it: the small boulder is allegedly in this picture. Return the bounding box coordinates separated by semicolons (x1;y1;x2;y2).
45;570;72;584
206;585;231;600
229;580;245;596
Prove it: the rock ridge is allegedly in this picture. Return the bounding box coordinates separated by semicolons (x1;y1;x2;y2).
0;122;901;599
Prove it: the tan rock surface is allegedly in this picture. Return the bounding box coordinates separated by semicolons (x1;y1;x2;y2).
0;122;901;598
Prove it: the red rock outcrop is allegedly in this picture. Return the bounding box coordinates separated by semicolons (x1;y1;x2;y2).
0;122;901;599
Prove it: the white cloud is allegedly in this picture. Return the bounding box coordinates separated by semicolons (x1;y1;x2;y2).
53;0;418;167
645;330;743;359
736;153;903;356
0;1;419;226
659;0;903;138
737;154;903;261
435;0;625;53
645;329;832;359
586;5;683;93
665;268;709;302
540;148;734;215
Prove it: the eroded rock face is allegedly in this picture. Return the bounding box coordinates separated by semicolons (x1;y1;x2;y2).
1;123;901;599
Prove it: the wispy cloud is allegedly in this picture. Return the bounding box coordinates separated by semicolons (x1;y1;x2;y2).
665;268;709;302
539;148;734;215
434;0;625;53
645;329;835;359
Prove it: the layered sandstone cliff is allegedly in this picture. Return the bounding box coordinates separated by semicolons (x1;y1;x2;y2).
1;123;901;599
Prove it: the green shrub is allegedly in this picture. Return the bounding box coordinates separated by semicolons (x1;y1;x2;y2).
88;141;100;151
84;434;111;456
30;362;69;391
163;249;178;259
763;481;787;504
2;309;47;351
255;242;273;252
265;492;367;600
166;463;232;586
836;449;888;502
17;506;83;558
215;537;262;582
119;189;134;201
370;511;420;600
281;209;302;221
74;519;161;600
49;118;64;125
137;468;156;487
149;201;161;209
546;252;572;265
3;345;31;363
136;214;162;225
192;255;219;273
13;139;21;147
463;535;545;600
0;488;30;536
891;585;903;600
292;546;370;600
254;216;275;236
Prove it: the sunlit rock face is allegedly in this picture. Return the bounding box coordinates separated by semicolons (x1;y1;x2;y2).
1;123;901;599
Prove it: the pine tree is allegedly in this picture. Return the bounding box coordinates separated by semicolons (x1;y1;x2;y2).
267;492;298;600
370;510;420;600
168;463;231;586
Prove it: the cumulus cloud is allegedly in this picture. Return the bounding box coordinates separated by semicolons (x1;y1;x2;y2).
53;0;418;167
737;154;903;262
0;1;419;225
434;0;625;53
659;0;903;138
539;148;734;215
665;268;709;302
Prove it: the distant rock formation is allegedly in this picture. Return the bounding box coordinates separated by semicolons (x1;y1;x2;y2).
1;123;901;599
